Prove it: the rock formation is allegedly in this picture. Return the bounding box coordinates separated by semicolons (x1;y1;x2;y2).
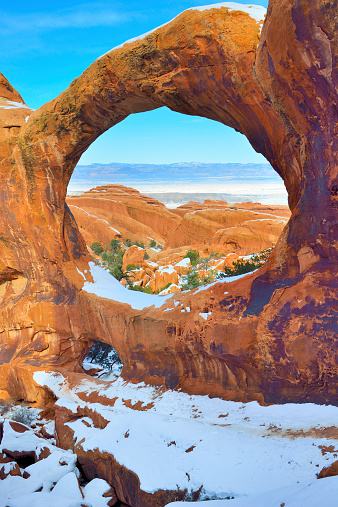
67;185;180;248
67;185;290;254
0;1;338;409
66;184;289;292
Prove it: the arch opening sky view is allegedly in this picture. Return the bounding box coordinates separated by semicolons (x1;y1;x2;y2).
3;0;270;165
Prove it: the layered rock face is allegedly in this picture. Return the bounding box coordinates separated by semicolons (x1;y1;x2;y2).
67;185;180;247
0;1;337;407
67;184;289;251
67;184;289;293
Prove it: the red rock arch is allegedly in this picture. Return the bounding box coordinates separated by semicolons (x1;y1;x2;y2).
0;1;337;405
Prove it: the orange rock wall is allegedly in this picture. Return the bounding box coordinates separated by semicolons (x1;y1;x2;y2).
0;2;337;408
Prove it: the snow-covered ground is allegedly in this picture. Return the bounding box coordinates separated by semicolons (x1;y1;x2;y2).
0;418;115;507
80;261;171;310
167;477;338;507
29;370;338;505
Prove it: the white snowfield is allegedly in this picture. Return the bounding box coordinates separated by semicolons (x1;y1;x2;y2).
166;476;338;507
0;100;32;110
100;2;266;57
175;258;191;268
33;370;338;505
81;261;261;310
81;261;171;310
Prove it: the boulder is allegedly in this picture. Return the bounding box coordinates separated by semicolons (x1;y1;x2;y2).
148;265;180;293
318;461;338;479
122;246;145;271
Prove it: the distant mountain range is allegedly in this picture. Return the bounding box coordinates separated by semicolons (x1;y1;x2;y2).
72;162;280;185
69;162;287;206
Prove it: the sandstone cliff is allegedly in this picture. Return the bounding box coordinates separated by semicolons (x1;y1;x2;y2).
0;1;337;411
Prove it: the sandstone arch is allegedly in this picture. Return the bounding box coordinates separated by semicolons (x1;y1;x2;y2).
0;1;337;405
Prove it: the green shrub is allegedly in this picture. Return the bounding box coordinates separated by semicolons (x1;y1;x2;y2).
125;238;132;248
101;249;125;281
128;283;153;294
218;248;273;278
109;264;124;280
149;240;157;248
154;282;172;294
181;269;200;290
126;263;139;271
184;249;200;266
144;252;150;260
110;239;121;251
85;341;123;371
91;242;104;255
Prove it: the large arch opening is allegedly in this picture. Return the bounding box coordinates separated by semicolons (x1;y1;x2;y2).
66;106;289;301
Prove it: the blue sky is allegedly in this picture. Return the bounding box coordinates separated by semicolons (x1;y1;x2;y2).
2;1;269;165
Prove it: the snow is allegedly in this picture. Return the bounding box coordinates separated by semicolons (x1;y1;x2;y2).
33;370;338;503
0;419;55;459
82;261;171;310
166;476;338;507
190;3;266;23
244;218;287;223
0;417;114;506
83;478;112;507
99;2;266;57
0;100;32;110
158;264;176;275
199;311;212;320
175;258;191;268
69;205;121;234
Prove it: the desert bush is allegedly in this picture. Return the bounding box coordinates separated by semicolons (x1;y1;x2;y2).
218;247;273;278
184;249;200;266
90;242;104;255
110;239;121;251
126;263;139;271
128;283;153;294
85;341;123;372
181;269;200;290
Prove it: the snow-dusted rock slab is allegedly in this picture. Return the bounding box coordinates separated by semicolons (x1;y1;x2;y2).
0;418;115;507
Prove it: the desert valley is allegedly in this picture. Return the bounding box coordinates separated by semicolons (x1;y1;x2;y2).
1;0;338;506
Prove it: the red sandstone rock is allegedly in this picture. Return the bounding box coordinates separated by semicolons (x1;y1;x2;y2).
166;206;288;251
148;265;180;293
318;461;338;479
122;245;146;271
67;185;179;247
69;187;289;255
0;1;337;410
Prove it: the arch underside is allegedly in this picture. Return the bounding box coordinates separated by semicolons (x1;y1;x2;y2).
0;1;337;405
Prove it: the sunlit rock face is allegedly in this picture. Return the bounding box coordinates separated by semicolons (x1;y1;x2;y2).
0;1;337;405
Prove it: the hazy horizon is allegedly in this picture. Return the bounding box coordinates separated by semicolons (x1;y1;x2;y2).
68;160;288;207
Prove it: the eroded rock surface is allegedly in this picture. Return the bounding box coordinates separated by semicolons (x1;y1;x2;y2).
0;1;337;406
